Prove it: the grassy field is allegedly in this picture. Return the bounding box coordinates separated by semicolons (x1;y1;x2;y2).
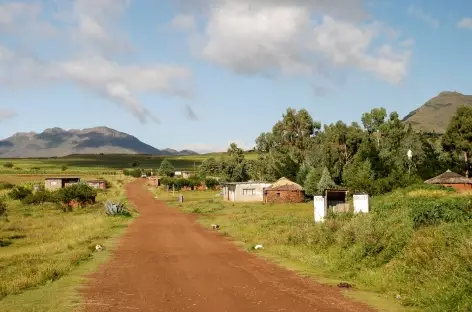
0;152;259;175
150;185;472;312
0;174;134;312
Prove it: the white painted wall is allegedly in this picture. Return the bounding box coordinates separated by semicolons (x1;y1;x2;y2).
353;194;369;213
314;195;326;222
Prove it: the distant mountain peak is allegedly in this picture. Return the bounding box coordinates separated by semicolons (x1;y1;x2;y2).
0;126;198;158
403;90;472;133
43;127;66;134
438;91;464;97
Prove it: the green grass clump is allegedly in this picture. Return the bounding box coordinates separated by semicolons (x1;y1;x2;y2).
164;184;472;311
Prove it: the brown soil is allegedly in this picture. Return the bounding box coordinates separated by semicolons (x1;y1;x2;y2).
80;180;375;312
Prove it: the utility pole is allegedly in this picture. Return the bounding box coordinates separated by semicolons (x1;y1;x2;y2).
407;149;412;176
465;151;470;178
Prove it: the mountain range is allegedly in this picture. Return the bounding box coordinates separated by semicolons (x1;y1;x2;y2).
0;127;198;158
402;91;472;133
1;91;470;157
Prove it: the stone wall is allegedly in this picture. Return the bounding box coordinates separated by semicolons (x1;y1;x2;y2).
264;190;305;204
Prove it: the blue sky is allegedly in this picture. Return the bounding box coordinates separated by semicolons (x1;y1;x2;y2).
1;0;472;153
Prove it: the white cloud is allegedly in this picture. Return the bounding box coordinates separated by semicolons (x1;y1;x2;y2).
0;0;193;123
407;5;439;28
0;47;191;123
400;38;415;47
0;2;56;36
174;0;368;22
181;1;411;84
0;108;17;121
171;14;196;31
458;17;472;30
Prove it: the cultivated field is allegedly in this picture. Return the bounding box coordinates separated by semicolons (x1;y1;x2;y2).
0;152;259;175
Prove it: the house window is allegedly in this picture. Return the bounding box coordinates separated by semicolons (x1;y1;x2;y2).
243;188;256;195
276;192;281;198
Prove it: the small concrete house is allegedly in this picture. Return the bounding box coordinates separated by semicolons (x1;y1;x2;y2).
175;171;191;179
425;169;472;191
264;177;305;203
87;180;107;190
222;181;272;202
45;177;81;190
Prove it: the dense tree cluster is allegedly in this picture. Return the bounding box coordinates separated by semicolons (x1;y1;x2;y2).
198;106;472;195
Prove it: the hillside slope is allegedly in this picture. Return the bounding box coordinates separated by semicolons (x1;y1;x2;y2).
402;91;472;133
0;127;197;158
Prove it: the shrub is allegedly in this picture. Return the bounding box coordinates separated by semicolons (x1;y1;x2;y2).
2;162;13;168
104;200;131;217
205;177;219;190
409;197;472;229
159;176;175;187
57;183;97;207
61;165;68;171
158;159;175;177
0;197;7;216
0;181;14;190
104;180;112;189
8;186;33;200
22;190;58;205
123;168;142;178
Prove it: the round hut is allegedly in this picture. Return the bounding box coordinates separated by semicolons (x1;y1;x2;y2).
424;169;472;191
263;177;305;203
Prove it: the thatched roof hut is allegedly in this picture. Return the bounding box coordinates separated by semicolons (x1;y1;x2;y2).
266;177;304;191
264;177;305;203
424;170;472;191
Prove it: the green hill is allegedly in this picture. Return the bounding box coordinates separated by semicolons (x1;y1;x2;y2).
402;91;472;133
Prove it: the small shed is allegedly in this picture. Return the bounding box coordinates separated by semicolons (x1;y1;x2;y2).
264;177;305;204
87;180;107;190
325;188;349;212
45;177;81;190
424;169;472;191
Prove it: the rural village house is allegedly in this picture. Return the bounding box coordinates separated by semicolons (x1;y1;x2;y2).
222;181;272;202
45;177;107;190
44;177;81;190
263;177;305;204
87;179;107;190
175;171;191;179
424;169;472;191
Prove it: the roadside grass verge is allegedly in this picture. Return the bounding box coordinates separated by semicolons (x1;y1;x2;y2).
0;175;135;311
150;184;472;312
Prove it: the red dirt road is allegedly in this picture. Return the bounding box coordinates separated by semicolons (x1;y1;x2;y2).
81;180;374;312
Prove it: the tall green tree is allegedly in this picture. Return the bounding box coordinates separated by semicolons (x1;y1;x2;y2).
342;159;374;193
198;157;220;177
442;106;472;177
255;108;320;181
317;167;336;193
304;167;323;196
158;159;175;177
219;143;250;182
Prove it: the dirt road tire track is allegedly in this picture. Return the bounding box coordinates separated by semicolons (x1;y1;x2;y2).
80;180;374;312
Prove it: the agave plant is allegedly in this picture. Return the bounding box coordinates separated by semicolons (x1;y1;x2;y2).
104;200;130;216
